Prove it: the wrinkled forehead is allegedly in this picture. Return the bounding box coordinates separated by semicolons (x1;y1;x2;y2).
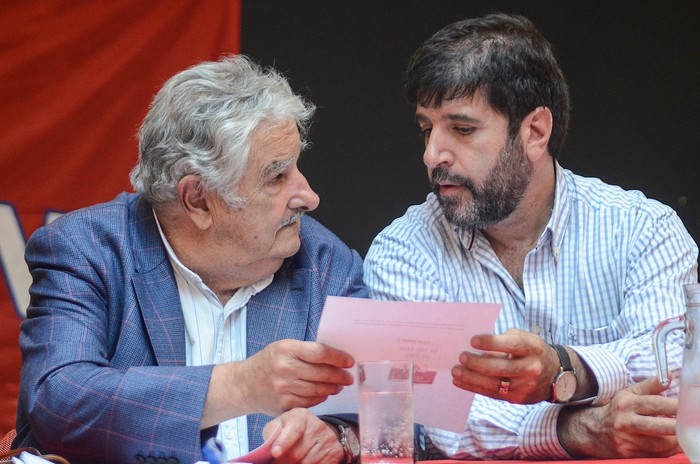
247;119;301;170
250;118;301;150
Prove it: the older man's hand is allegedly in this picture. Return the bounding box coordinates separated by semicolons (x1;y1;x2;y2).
240;339;355;415
263;408;345;464
202;339;354;428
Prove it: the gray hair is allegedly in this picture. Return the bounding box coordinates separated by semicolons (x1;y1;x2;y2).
130;55;316;208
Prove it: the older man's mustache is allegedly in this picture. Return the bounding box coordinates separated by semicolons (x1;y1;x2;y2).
280;210;305;228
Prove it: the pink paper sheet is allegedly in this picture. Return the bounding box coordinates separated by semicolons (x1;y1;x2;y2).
312;296;501;432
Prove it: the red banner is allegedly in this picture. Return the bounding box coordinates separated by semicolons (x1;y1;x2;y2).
0;0;240;433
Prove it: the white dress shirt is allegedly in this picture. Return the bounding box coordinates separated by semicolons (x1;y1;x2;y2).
155;212;272;459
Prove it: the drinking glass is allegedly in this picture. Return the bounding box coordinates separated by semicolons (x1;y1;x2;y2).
357;360;414;463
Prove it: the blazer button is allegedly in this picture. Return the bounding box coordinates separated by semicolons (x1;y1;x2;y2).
134;453;178;464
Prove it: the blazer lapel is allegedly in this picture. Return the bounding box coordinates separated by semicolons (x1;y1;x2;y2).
129;196;186;366
246;267;312;357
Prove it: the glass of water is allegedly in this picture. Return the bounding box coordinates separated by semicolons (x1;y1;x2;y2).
358;360;414;463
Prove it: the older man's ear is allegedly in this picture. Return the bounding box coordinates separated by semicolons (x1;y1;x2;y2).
178;174;213;230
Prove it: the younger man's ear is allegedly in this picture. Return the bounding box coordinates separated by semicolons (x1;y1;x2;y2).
521;106;553;162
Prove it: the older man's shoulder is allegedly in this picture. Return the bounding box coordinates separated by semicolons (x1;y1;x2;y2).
299;214;348;247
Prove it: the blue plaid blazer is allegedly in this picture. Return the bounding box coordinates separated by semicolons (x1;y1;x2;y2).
14;192;367;464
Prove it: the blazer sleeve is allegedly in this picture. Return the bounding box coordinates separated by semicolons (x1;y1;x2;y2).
16;221;210;464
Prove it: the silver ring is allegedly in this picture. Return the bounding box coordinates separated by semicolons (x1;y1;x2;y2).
498;379;511;395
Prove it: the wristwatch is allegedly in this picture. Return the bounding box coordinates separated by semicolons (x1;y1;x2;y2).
550;344;577;403
319;416;360;464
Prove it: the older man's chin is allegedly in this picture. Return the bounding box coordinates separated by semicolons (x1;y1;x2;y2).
275;221;303;255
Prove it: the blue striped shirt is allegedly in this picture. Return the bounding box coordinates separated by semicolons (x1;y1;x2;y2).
364;163;698;459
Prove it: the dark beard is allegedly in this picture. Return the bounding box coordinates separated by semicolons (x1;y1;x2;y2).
430;135;532;229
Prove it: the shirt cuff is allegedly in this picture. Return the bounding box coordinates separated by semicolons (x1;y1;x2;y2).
570;345;629;404
519;403;570;459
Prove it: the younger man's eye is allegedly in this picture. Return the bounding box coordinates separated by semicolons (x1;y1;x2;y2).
455;126;474;135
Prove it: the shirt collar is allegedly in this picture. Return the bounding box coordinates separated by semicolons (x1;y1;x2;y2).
546;161;571;259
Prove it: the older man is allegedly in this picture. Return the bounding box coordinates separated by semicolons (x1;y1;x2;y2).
15;55;365;464
364;13;697;460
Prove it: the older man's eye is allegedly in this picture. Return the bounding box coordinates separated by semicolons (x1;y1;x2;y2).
269;173;285;185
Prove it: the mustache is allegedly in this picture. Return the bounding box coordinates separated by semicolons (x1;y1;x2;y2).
280;210;305;227
429;167;476;193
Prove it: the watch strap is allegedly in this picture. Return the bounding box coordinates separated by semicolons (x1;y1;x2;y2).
550;344;577;403
551;344;573;372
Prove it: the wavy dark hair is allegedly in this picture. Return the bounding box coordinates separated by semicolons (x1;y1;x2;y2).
406;13;570;158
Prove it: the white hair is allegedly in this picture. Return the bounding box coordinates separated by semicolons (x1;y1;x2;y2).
130;55;315;208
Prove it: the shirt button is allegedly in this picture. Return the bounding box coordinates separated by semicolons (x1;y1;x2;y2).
225;429;234;440
531;324;541;335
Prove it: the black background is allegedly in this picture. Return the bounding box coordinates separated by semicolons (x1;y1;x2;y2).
242;1;700;257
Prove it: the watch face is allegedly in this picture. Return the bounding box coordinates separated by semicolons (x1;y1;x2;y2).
344;428;360;456
553;371;576;402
